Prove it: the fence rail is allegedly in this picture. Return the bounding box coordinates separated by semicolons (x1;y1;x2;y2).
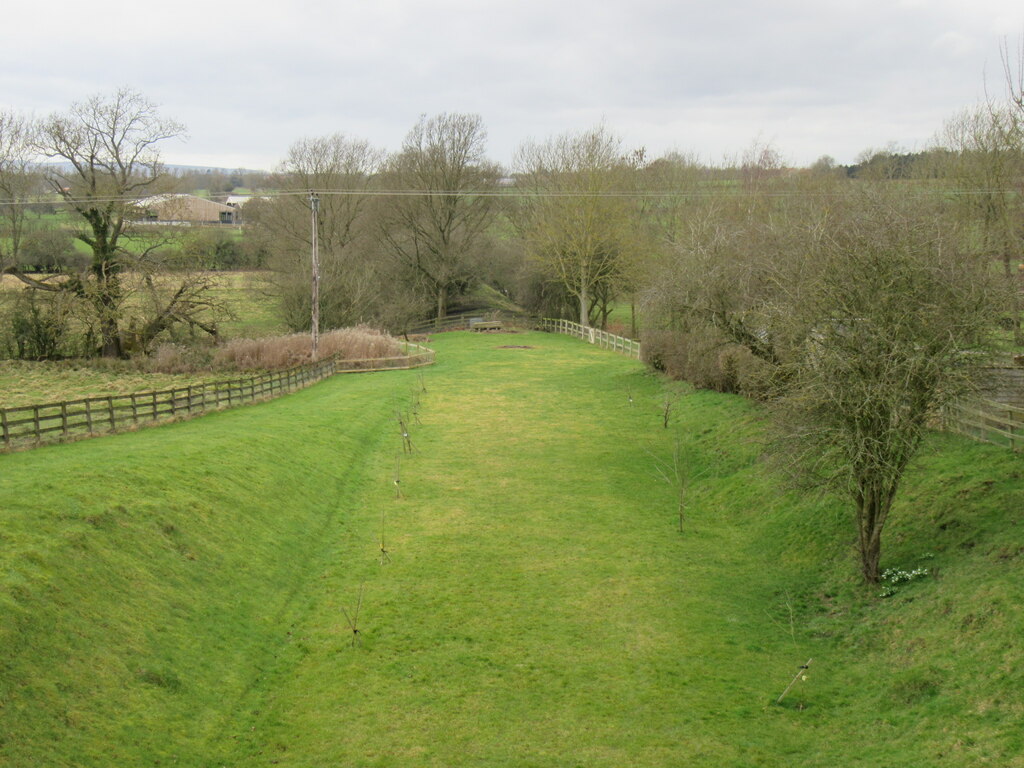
404;311;531;335
945;398;1024;451
1;342;434;451
540;318;642;359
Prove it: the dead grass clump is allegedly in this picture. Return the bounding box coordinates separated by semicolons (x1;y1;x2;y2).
212;326;404;370
147;344;214;374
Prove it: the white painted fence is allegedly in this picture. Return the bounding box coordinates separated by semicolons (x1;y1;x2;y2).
540;318;641;359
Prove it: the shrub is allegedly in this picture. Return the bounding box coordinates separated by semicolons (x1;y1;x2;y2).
641;329;770;396
3;291;81;360
17;228;86;272
146;343;214;374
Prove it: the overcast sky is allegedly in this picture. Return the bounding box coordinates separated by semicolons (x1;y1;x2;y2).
2;0;1022;171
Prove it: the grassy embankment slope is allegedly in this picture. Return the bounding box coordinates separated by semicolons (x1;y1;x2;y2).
1;331;1022;766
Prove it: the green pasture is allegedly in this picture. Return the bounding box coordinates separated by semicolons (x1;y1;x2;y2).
203;269;285;337
1;269;285;356
1;331;1022;766
0;359;202;409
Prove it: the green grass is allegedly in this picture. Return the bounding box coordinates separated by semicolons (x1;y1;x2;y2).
0;359;204;408
1;331;1022;766
204;269;287;337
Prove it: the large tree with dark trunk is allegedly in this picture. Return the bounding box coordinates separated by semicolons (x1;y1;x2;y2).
4;89;223;358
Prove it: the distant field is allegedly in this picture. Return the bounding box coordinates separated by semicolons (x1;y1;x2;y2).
1;269;286;341
0;359;202;408
205;269;286;337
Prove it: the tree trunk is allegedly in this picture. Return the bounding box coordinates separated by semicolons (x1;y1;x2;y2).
436;284;447;323
94;285;124;358
579;283;590;327
1006;254;1024;346
857;480;897;583
860;530;883;584
99;313;124;358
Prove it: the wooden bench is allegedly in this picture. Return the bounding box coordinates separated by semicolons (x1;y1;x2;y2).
470;320;504;332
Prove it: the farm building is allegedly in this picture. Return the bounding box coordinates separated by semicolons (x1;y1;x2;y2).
134;194;239;225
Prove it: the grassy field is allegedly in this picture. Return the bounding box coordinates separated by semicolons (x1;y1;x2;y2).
1;269;286;354
205;270;286;337
0;359;207;409
1;269;284;408
1;331;1022;766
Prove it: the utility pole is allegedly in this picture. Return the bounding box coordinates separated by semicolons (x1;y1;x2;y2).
309;191;320;360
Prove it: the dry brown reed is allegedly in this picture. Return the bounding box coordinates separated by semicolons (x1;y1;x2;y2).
211;326;404;371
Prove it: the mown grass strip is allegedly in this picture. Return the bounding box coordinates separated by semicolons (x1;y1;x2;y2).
211;333;824;766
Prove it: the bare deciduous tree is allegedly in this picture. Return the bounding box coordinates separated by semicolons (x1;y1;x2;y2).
0;111;37;272
936;104;1024;343
641;179;1002;582
771;191;1002;582
247;133;386;331
513;125;637;327
640;182;824;371
379;113;501;322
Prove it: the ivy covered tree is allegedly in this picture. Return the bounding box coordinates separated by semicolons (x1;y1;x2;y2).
4;89;225;357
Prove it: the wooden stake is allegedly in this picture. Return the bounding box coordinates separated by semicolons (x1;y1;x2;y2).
396;411;414;453
341;584;365;647
380;510;391;565
776;658;813;705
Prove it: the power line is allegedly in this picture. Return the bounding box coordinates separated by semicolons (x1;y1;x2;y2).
0;185;1020;209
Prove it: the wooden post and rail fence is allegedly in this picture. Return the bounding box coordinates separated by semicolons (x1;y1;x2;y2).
538;318;642;360
1;343;434;451
943;399;1024;452
403;312;643;360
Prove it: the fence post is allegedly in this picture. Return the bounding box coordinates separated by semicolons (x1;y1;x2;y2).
1;408;9;448
107;396;116;431
61;401;69;437
33;405;40;443
84;399;94;433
